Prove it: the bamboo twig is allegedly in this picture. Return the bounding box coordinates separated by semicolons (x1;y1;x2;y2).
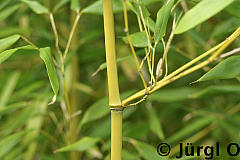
63;11;82;60
122;27;240;106
123;0;149;92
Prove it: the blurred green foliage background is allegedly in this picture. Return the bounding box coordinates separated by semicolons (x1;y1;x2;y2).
0;0;240;159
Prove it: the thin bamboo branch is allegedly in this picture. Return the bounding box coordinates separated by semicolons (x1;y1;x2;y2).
122;27;240;106
63;11;82;60
123;0;149;92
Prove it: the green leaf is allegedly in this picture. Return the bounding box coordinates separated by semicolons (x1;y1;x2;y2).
122;32;148;48
0;102;27;116
148;87;197;102
154;0;174;43
82;0;161;14
190;85;240;98
0;108;34;136
0;72;20;108
224;0;240;18
147;106;165;139
167;117;215;144
0;45;36;65
71;0;80;11
199;56;240;81
0;0;13;11
80;90;136;126
82;0;122;14
122;150;140;160
211;18;240;40
39;47;59;98
56;137;100;152
21;0;49;14
0;5;20;21
54;0;70;12
0;34;21;53
131;139;160;160
0;130;29;158
80;97;108;125
127;1;150;18
175;0;234;34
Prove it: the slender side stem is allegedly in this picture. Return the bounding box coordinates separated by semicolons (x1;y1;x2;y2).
49;12;73;147
122;26;240;106
102;0;122;160
123;0;149;92
63;11;82;60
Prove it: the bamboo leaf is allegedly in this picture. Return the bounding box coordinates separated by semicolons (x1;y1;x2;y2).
131;139;160;160
0;72;20;108
190;85;240;98
80;90;135;125
123;150;141;160
21;0;49;14
71;0;80;11
0;45;37;64
56;137;100;152
154;0;174;43
0;0;13;11
147;106;165;140
80;97;108;125
167;117;215;144
199;56;240;81
122;32;148;48
39;47;59;100
175;0;234;34
224;0;240;18
54;0;70;12
0;130;29;158
0;102;27;116
148;87;197;102
127;1;150;18
82;0;161;14
0;5;20;21
0;34;20;53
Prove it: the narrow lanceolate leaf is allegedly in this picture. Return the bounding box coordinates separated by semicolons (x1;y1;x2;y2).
199;56;240;81
21;0;49;14
0;34;20;53
154;0;174;43
0;45;35;64
0;72;20;108
0;102;27;116
80;97;108;125
122;32;148;48
71;0;80;11
147;106;165;140
175;0;234;34
39;47;59;101
54;0;70;12
130;139;160;160
0;130;29;158
127;1;150;18
56;137;100;152
167;117;215;144
0;5;20;21
190;85;240;98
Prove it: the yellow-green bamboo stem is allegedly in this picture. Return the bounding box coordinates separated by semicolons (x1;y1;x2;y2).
111;110;123;160
103;0;121;107
102;0;123;160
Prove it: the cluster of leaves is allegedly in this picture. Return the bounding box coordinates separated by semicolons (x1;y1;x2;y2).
0;0;240;160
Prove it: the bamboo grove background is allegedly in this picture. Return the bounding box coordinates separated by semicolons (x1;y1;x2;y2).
0;0;240;159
